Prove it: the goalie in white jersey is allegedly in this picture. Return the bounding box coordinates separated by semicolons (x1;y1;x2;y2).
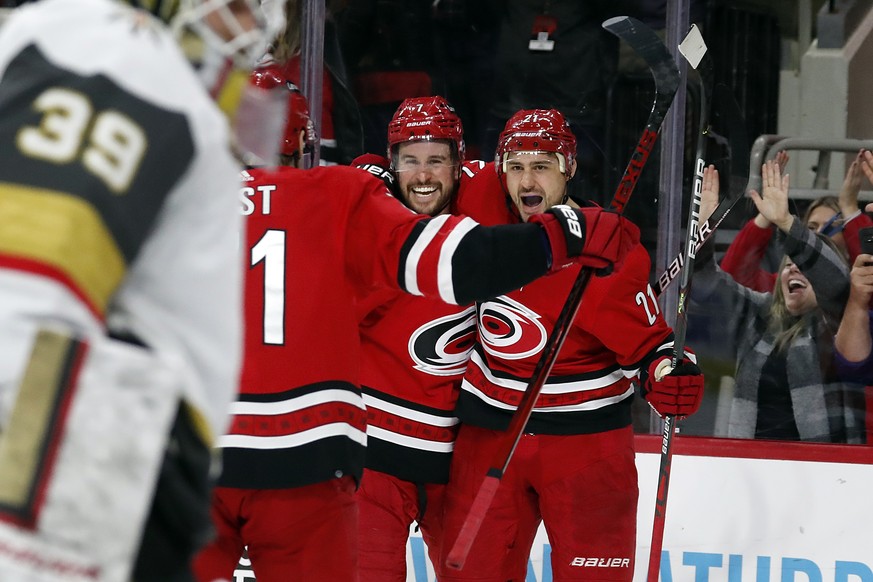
0;0;284;580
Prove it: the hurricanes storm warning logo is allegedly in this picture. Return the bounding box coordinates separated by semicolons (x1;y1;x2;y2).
478;296;547;360
409;308;477;376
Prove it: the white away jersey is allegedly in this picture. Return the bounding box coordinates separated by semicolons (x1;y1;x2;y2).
0;0;244;444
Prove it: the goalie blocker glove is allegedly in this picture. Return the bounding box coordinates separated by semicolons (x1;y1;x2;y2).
529;204;640;276
639;355;705;418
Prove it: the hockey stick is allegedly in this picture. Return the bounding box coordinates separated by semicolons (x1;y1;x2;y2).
646;73;751;582
445;16;680;571
652;83;751;298
646;24;712;582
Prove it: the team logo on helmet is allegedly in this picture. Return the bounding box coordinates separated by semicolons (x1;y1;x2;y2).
409;308;477;376
478;296;547;360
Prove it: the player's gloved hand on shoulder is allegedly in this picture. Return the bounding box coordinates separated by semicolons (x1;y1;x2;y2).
351;153;396;190
640;356;704;418
529;204;640;276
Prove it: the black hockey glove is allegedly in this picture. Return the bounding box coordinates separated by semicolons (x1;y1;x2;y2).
352;153;395;190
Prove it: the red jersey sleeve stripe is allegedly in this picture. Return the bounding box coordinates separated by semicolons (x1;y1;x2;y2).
436;217;478;305
403;215;449;297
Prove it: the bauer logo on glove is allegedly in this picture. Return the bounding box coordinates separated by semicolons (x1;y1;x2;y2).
352;153;396;188
553;205;583;239
529;204;640;276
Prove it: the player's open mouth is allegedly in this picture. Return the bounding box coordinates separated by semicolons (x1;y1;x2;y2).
412;185;438;198
521;194;544;207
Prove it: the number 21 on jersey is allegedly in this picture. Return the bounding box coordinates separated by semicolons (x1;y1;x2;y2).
635;283;660;325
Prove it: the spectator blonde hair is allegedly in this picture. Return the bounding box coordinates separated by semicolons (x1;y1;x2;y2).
272;0;343;62
273;0;300;60
802;195;840;225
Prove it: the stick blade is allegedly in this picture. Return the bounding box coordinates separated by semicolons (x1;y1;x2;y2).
445;474;501;570
603;16;680;101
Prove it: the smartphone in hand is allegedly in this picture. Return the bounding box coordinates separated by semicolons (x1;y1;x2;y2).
859;226;873;264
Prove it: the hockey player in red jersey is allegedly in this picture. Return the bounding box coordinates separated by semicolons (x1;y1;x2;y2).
192;84;642;580
440;109;706;582
354;96;487;581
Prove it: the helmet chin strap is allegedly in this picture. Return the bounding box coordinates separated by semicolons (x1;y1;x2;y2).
560;172;574;205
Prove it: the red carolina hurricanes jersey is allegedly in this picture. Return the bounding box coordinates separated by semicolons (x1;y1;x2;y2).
357;159;486;484
358;292;474;484
455;166;678;434
219;165;556;489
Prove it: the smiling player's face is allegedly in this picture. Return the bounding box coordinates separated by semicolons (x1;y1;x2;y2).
394;141;458;216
